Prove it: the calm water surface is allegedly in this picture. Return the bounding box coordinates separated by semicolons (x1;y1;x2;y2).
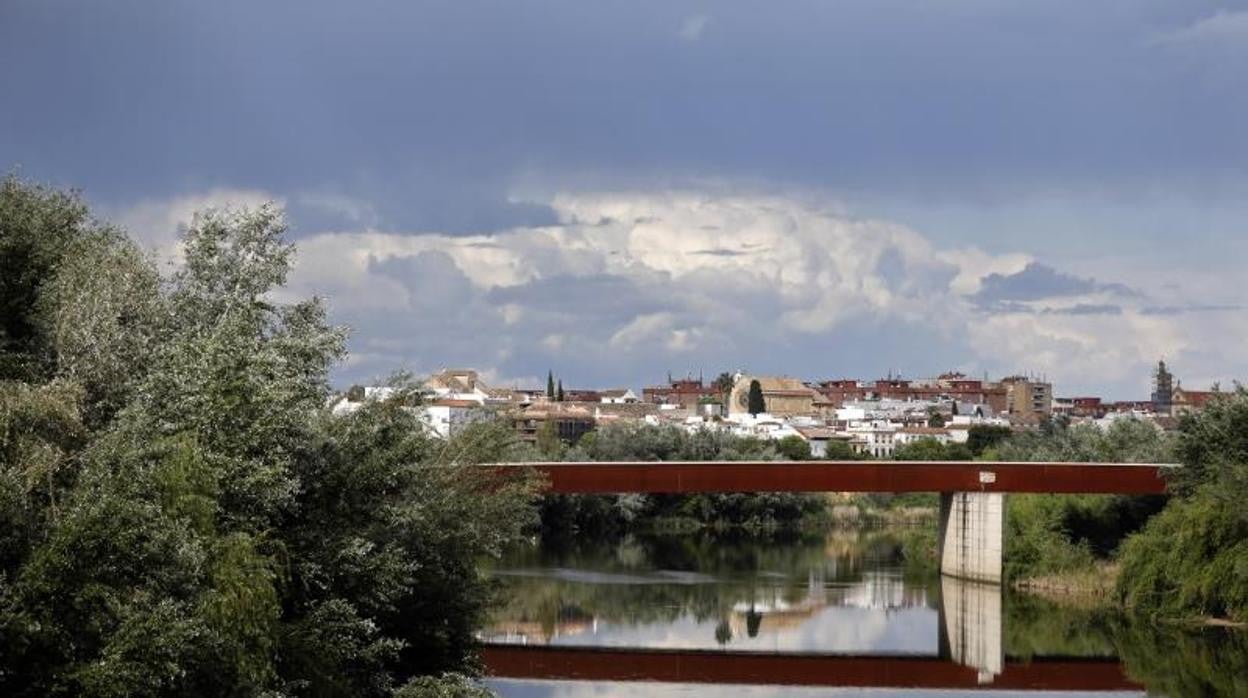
480;528;1245;697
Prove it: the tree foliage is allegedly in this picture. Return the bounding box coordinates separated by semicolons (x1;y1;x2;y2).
893;438;970;462
0;178;534;696
991;418;1172;582
746;379;765;416
965;424;1012;457
1117;388;1248;622
991;417;1170;464
534;423;828;535
775;435;811;461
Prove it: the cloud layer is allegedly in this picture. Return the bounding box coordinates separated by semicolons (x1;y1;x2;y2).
118;190;1219;398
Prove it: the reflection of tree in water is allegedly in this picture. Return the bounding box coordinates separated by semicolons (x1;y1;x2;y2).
1113;621;1248;697
484;528;939;643
1005;592;1248;696
1004;593;1120;658
746;607;763;638
715;619;733;646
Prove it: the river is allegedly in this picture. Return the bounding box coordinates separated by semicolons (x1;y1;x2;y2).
479;526;1246;697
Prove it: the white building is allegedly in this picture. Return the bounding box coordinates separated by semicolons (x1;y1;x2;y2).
793;426;852;458
329;385;399;417
420;398;488;438
600;388;639;404
846;421;899;459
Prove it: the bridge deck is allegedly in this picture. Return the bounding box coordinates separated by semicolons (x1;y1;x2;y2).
482;645;1141;691
495;461;1172;494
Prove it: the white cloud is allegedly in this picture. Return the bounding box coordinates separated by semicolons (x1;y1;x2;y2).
119;188;1248;397
1153;10;1248;48
936;248;1030;296
678;14;710;42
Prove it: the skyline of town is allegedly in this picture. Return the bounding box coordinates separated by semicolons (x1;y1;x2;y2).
334;362;1213;460
343;359;1225;406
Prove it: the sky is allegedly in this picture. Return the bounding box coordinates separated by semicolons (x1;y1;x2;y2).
3;1;1247;398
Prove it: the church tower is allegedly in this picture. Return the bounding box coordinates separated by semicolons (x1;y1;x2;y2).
1151;360;1174;416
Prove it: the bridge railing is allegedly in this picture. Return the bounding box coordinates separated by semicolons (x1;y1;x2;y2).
485;460;1177;494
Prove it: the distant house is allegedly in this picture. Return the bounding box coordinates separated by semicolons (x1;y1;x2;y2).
1172;384;1216;415
1001;376;1053;425
424;368;492;404
421;398;488;438
512;403;595;444
846;422;898;459
643;377;721;409
793;426;853;459
600;388;639;404
564;389;603;403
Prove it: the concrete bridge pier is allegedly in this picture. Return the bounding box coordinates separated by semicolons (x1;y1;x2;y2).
938;491;1004;585
938;575;1004;683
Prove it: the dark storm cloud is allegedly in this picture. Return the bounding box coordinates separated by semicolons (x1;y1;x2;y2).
973;263;1138;307
3;1;1247;234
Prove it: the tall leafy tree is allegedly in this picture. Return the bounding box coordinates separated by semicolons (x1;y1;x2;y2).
713;371;735;411
0;177;92;381
0;182;539;695
747;379;765;416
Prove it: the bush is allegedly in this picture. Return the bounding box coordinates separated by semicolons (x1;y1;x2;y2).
1004;495;1096;581
1117;492;1248;622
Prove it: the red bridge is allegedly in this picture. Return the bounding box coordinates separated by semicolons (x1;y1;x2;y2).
498;460;1172;495
482;645;1142;692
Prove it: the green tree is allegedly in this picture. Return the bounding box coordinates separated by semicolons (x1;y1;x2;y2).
776;435;811;461
927;410;946;428
747;379;765;416
894;438;970;462
0;182;540;695
0;177;93;381
990;416;1172;583
1117;388;1248;622
546;370;555;399
966;424;1012;457
535;420;564;459
825;439;860;460
713;371;735;408
556;379;565;402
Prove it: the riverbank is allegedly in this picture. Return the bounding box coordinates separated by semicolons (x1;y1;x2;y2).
1014;563;1118;608
1015;563;1248;629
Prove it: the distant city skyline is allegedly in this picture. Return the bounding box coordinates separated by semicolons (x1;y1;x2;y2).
4;1;1246;398
363;363;1202;409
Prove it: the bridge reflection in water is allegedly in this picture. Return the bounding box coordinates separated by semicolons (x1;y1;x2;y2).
481;575;1141;692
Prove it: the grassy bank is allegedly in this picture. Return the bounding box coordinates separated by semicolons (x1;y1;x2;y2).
1014;563;1119;608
